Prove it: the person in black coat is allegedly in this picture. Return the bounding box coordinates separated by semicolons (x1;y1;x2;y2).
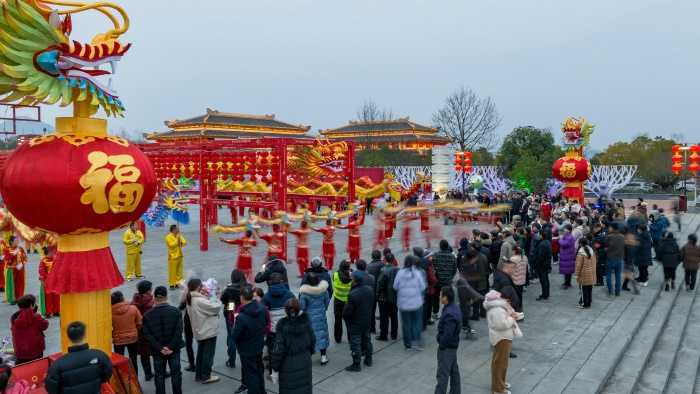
45;321;113;394
435;286;462;394
221;269;247;368
375;259;399;341
232;285;269;394
342;271;374;372
492;268;521;312
635;225;653;285
659;232;681;292
592;225;608;286
270;299;316;394
255;256;288;287
532;233;552;301
142;286;184;394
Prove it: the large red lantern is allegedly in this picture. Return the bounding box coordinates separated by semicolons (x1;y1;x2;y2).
552;155;591;203
0;122;157;353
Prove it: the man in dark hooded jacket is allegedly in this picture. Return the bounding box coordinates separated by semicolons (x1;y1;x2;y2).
532;233;552;301
343;271;374;372
435;286;462;394
232;285;268;394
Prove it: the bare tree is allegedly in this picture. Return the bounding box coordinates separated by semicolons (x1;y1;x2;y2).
432;86;501;152
355;99;394;123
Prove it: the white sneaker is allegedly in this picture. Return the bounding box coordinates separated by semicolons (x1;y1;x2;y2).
642;282;648;287
202;375;220;384
320;355;329;365
505;383;512;389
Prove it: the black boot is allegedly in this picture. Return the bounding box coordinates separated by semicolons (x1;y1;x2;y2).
345;353;361;372
671;280;675;289
364;354;373;367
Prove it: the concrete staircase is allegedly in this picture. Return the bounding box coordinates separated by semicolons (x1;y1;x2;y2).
552;213;700;394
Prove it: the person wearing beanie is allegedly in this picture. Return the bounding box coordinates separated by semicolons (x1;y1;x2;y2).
342;270;374;372
302;257;333;298
299;273;331;365
132;280;155;380
143;286;183;394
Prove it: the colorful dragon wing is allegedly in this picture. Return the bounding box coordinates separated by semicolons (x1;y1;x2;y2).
0;0;131;116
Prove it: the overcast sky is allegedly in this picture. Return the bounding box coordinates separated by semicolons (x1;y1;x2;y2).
36;0;700;150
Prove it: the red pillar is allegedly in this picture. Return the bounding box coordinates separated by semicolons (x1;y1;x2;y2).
199;152;209;251
347;142;356;201
277;144;288;261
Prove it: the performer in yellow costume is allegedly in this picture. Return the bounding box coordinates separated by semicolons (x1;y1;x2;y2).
165;224;186;288
122;222;145;280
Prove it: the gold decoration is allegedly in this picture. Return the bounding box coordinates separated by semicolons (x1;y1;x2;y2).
60;135;97;147
105;136;129;147
29;135;57;147
79;151;144;214
560;162;578;179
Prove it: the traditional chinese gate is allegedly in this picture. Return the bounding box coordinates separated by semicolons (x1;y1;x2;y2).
139;138;356;251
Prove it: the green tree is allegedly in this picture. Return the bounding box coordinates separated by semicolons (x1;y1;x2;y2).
355;146;431;167
497;126;563;192
472;147;496;166
591;135;678;188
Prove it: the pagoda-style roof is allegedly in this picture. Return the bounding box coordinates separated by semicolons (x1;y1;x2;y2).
147;108;311;141
319;117;449;145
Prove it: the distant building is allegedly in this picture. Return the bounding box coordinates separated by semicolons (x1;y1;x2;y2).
145;108;311;141
319;117;449;154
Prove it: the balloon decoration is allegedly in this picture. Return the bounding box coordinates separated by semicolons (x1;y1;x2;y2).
552;117;594;203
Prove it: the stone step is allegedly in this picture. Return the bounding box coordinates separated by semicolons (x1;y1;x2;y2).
634;280;696;393
533;264;664;394
598;266;682;394
665;285;700;394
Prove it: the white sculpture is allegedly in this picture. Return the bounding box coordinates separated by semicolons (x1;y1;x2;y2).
584;165;637;198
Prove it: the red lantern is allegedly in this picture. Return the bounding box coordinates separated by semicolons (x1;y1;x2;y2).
672;145;681;153
552;155;591;202
672;162;683;174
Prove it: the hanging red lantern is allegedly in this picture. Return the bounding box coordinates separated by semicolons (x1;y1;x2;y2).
672;162;683;174
672;145;681;153
688;146;700;173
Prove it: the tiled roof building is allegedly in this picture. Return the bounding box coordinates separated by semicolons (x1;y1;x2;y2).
146;108;311;141
319;117;449;154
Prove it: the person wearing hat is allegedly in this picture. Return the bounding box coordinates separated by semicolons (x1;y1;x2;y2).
299;272;331;365
142;286;183;394
302;257;333;298
342;270;374;372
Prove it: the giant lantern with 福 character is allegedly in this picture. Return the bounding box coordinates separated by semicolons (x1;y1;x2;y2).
552;117;594;203
0;0;156;355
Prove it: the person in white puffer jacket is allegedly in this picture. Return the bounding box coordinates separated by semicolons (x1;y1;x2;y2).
484;290;521;394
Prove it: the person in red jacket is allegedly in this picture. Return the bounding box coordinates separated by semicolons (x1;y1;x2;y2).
259;224;286;261
11;294;49;364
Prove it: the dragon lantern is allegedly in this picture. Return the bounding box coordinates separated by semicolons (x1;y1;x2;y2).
552;117;594;203
0;0;155;353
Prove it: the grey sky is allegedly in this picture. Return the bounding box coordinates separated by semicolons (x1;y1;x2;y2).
39;0;700;150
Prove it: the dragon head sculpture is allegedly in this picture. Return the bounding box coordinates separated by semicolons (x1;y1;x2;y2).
288;139;348;178
561;117;594;152
0;0;131;116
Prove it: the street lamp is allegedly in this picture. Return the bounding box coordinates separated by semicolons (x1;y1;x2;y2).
672;144;700;209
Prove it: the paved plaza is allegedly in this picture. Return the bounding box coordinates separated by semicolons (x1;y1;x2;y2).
1;209;698;394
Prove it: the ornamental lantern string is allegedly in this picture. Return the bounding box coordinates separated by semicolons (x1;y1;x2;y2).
0;0;156;354
670;144;699;199
454;151;472;194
